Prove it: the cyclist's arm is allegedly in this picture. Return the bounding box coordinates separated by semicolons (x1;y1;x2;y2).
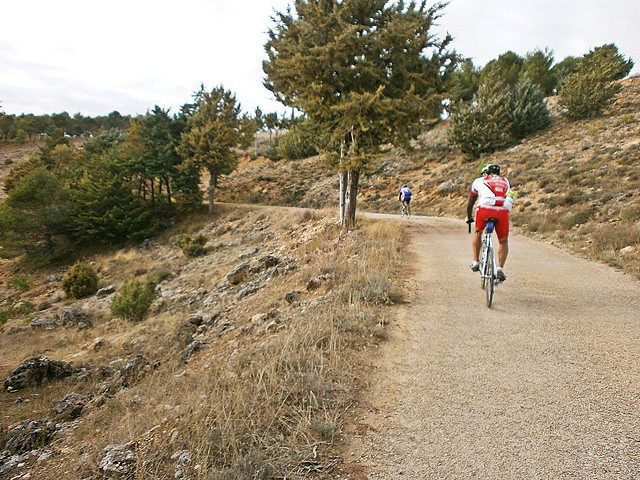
466;195;477;220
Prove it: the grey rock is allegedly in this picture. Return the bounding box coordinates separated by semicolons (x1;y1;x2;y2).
4;419;57;454
96;285;117;297
98;443;136;479
181;340;206;363
226;262;250;285
52;392;92;420
30;316;58;330
285;290;304;304
59;307;93;328
4;356;74;392
249;254;279;274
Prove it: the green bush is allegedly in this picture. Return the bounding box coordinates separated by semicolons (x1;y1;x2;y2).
110;278;158;322
9;276;32;293
559;70;621;120
449;76;551;158
510;79;551;138
177;233;208;257
62;262;99;299
275;127;318;160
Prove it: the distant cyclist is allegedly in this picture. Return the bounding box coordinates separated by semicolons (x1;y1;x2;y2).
398;185;412;216
466;163;514;281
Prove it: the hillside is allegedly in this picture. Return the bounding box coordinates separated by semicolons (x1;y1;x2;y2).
0;76;639;477
0;206;402;478
219;76;640;278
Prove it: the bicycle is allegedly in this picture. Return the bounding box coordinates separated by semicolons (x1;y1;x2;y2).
401;200;411;219
469;217;500;308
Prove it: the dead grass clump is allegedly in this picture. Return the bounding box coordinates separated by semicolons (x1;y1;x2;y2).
591;221;640;253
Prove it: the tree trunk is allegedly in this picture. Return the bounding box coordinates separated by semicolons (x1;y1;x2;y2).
338;138;347;226
207;169;217;214
343;169;360;230
339;171;347;226
164;177;172;203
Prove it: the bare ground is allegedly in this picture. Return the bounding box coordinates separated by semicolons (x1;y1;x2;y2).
345;215;640;479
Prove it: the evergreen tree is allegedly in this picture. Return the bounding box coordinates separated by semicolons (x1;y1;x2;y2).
70;155;158;244
0;168;71;257
481;51;524;88
559;44;633;120
264;0;457;228
581;43;634;81
510;78;551;138
552;56;581;89
178;86;252;213
448;59;481;107
558;69;620;120
521;48;557;95
449;76;514;159
37;128;71;167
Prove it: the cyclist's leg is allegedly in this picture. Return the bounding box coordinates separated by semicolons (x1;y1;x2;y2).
494;210;510;268
473;229;482;262
497;236;509;268
473;207;489;262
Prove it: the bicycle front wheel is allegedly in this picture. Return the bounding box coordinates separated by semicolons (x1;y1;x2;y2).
485;246;495;307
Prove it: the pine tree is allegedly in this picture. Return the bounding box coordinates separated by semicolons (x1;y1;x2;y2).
559;44;633;120
264;0;457;229
510;78;551;138
449;77;515;158
0;168;71;257
521;49;557;95
178;86;252;213
70;155;157;244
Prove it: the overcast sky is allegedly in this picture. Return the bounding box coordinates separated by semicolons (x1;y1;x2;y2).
1;0;638;118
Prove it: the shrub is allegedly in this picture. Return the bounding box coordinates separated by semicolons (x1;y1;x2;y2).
559;70;621;120
9;276;32;293
510;79;551;138
110;277;158;322
275;127;318;160
449;75;548;159
591;222;640;252
0;302;35;325
177;233;208;257
62;262;99;299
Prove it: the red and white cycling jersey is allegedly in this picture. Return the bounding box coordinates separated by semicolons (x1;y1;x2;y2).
470;175;512;209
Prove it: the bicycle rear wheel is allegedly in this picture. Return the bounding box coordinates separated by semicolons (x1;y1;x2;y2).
485;246;495;307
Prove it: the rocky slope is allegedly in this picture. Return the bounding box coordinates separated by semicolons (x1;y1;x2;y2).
0;206;402;478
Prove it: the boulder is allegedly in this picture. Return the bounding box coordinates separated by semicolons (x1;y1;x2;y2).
4;419;57;454
52;392;92;420
58;307;93;328
249;254;279;274
98;443;136;479
30;316;58;330
97;285;117;297
4;357;74;392
226;262;250;285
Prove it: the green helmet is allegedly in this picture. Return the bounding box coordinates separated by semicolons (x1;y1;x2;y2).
481;163;500;176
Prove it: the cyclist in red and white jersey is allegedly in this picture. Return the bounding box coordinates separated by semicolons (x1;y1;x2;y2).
466;163;514;281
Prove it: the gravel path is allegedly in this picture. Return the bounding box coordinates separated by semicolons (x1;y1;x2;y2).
347;216;640;479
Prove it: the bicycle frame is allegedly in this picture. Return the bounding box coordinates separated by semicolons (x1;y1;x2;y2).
480;220;497;307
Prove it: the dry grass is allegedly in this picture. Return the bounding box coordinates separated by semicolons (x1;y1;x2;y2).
1;207;405;479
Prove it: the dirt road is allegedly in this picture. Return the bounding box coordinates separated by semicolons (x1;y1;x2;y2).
348;215;640;479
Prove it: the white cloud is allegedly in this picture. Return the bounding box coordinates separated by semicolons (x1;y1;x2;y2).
1;0;638;117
